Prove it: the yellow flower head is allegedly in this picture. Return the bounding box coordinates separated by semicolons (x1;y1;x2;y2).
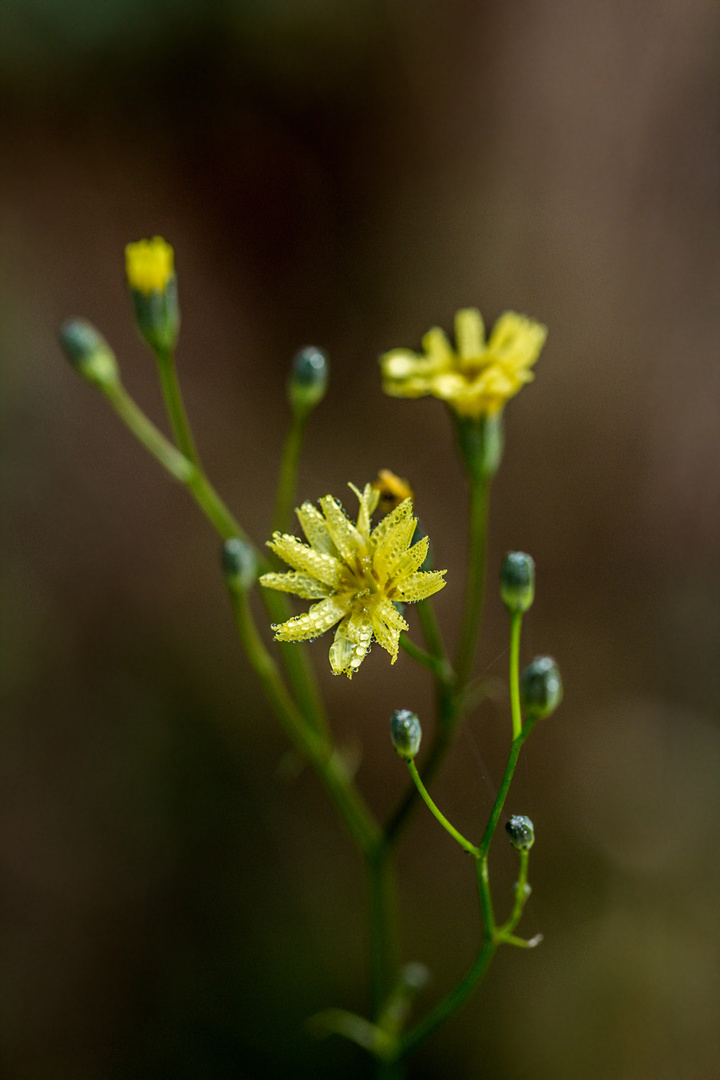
380;308;547;419
371;468;413;517
125;236;175;296
260;483;446;678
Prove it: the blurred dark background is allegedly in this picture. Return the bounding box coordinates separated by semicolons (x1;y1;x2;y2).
2;1;719;1077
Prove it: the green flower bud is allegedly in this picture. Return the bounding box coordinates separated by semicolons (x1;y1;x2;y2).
500;551;535;614
505;814;535;851
59;318;119;389
390;709;422;760
222;537;258;590
520;656;563;720
288;346;329;414
125;237;179;353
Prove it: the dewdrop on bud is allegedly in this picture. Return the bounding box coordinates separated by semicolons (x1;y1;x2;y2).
500;551;535;614
520;656;563;720
222;538;258;590
390;709;422;760
125;237;179;352
59;318;119;389
288;346;329;414
505;814;535;851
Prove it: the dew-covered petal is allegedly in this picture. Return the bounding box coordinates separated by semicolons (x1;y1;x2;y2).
393;569;446;603
319;495;365;563
370;597;408;661
369;497;413;550
268;533;343;587
329;613;373;678
374;514;417;580
296;502;338;556
259;571;330;599
455;308;485;362
388;534;429;582
350;483;379;541
273;596;348;643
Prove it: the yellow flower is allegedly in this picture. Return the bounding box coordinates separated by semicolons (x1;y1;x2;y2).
371;468;413;517
260;483;446;678
380;308;547;419
125;236;175;296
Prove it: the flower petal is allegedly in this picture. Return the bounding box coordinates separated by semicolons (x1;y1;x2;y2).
420;327;454;368
369;497;413;550
455;308;485;361
319;495;365;563
259;571;330;599
394;569;446;602
268;533;342;587
350;482;379;541
374;514;417;580
273;596;347;642
387;534;429;581
329;613;373;678
487;312;547;372
370;597;408;661
296;503;338;556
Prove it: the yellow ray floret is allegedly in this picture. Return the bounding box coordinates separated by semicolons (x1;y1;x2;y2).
380;308;547;419
260;483;446;678
125;236;175;296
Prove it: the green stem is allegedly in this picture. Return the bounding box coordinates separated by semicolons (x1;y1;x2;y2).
397;936;498;1061
509;611;523;741
406;761;479;858
104;379;328;736
384;681;456;844
366;840;399;1018
498;849;530;938
399;635;452;681
226;583;380;856
272;409;307;535
454;473;490;691
104;381;247;540
415;597;446;665
155;345;202;468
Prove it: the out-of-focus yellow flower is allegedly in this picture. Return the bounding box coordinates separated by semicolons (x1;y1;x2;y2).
380;308;547;419
371;469;413;517
260;483;446;678
125;237;175;296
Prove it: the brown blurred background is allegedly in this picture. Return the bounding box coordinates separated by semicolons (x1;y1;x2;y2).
1;1;719;1077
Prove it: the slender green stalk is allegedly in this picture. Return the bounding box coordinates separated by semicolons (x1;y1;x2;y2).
415;597;446;666
155;345;202;468
226;583;380;856
398;936;498;1060
499;849;530;938
103;381;247;540
509;611;523;740
104;378;328;736
454;473;490;691
366;840;399;1018
272;409;307;535
399;634;451;681
406;761;479;857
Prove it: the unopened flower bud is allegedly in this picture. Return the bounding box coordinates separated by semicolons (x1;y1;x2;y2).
125;237;179;352
288;346;329;414
390;709;422;760
500;551;535;614
59;318;119;389
222;537;258;590
505;814;535;851
520;656;563;720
